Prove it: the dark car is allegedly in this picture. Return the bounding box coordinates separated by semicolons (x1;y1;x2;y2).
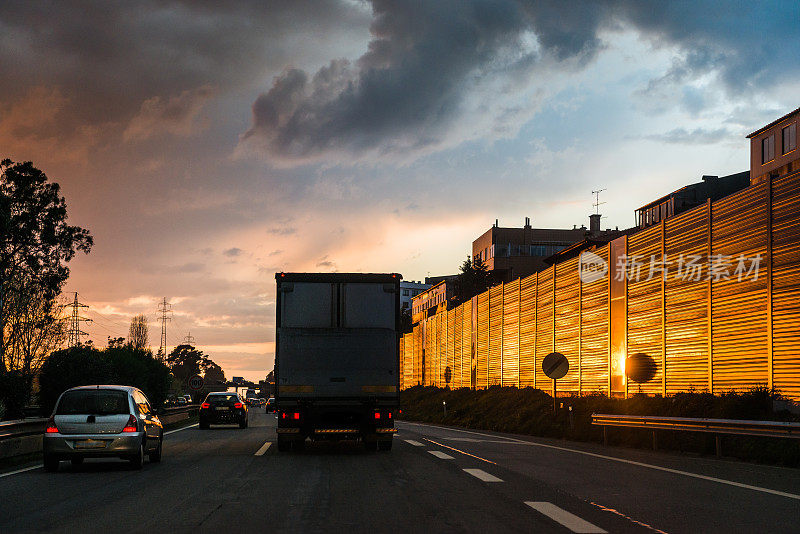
265;397;276;413
199;392;248;429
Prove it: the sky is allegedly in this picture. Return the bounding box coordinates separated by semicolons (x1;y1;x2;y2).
1;1;799;382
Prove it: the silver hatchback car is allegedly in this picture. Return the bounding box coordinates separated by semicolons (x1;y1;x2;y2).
43;385;163;471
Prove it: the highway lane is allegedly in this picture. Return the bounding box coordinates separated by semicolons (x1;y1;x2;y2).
0;411;796;533
398;421;800;533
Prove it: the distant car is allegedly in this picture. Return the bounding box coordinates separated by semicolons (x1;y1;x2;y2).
265;397;275;413
199;392;248;429
176;397;187;406
182;395;193;404
43;385;163;471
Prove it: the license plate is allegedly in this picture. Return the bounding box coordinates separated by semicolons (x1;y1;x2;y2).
75;439;107;449
215;406;229;411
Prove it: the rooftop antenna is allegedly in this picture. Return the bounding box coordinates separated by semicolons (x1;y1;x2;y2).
592;189;607;215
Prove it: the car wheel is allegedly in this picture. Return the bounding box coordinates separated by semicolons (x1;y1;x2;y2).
129;441;144;469
149;436;162;463
70;457;84;466
43;454;59;472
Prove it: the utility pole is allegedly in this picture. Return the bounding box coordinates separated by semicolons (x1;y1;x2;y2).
67;292;92;346
183;331;195;346
157;298;172;361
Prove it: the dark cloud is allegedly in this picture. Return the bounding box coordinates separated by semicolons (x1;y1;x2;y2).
267;227;297;236
223;247;243;257
243;0;800;165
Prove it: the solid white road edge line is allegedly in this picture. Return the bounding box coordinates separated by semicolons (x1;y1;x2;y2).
165;423;199;435
428;450;454;460
401;422;800;501
0;465;41;478
463;468;503;482
525;502;607;534
404;440;424;446
255;441;272;456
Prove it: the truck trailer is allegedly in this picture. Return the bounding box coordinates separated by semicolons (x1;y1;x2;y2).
274;272;400;451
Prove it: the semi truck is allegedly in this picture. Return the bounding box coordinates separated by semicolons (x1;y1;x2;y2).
274;272;400;452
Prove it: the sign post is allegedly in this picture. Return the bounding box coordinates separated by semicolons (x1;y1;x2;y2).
542;352;569;414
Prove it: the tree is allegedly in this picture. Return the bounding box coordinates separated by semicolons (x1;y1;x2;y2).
455;255;492;304
204;361;225;384
128;314;149;350
1;159;93;373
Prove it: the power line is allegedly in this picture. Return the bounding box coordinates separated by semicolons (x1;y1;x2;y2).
66;292;92;346
157;297;172;361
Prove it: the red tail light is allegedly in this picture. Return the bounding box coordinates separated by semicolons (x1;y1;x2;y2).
292;412;300;420
46;417;59;434
122;415;138;433
280;412;286;419
388;412;393;419
201;402;210;409
374;412;381;420
234;402;243;409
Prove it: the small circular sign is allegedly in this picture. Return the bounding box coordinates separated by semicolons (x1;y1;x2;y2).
188;374;204;391
626;353;657;384
542;352;569;379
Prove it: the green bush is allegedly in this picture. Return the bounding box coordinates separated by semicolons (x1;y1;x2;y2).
400;386;800;466
38;345;172;414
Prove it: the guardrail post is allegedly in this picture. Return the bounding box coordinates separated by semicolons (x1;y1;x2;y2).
603;426;608;446
652;429;658;451
715;435;722;458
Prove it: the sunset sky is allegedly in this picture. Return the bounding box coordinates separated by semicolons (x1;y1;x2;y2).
1;1;798;381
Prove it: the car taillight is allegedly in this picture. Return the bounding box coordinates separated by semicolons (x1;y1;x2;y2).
122;415;138;433
46;417;59;434
234;402;243;409
201;402;210;409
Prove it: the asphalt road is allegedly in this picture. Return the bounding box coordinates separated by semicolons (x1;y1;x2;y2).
1;410;798;533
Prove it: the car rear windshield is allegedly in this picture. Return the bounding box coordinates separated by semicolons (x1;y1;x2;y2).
208;394;238;404
56;390;130;415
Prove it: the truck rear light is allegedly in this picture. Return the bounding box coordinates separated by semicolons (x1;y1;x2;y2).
280;412;286;419
45;417;59;434
388;412;392;419
122;415;138;433
234;402;243;409
292;412;300;420
201;402;210;409
374;412;381;420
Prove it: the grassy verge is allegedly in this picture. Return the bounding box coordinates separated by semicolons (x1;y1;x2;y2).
399;386;800;467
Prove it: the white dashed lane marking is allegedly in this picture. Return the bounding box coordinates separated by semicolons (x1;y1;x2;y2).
404;440;424;447
463;468;503;482
254;441;271;456
525;502;607;533
428;450;454;460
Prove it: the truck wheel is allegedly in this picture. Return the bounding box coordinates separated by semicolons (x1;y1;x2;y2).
378;439;393;451
292;439;305;452
277;437;291;452
364;439;378;452
199;421;209;430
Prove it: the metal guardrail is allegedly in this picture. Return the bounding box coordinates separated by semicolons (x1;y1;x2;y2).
0;406;199;442
591;413;800;456
0;418;48;440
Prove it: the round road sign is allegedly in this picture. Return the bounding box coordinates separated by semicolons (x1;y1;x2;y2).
188;374;204;391
542;352;569;380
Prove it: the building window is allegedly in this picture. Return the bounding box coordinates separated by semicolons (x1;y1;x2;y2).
762;134;775;164
783;123;796;155
402;289;409;296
